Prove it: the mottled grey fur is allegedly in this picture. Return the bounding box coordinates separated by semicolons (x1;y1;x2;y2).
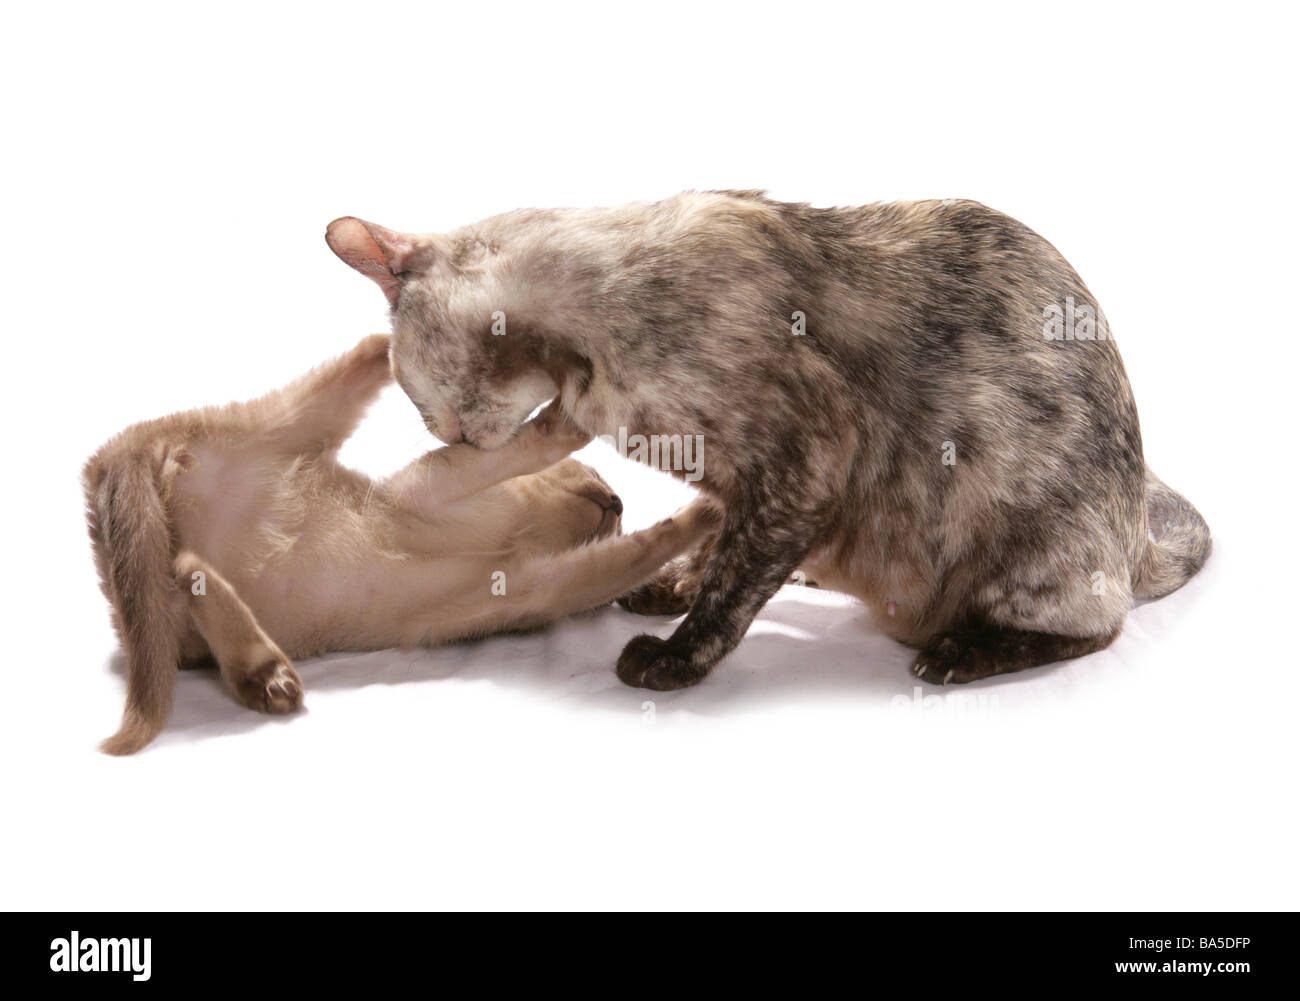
326;190;1211;690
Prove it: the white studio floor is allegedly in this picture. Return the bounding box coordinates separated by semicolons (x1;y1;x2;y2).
4;422;1291;910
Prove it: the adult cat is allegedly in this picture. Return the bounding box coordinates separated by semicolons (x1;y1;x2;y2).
85;334;719;753
325;191;1210;691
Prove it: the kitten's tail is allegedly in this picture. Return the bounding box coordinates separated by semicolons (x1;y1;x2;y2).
84;450;181;755
1132;467;1212;599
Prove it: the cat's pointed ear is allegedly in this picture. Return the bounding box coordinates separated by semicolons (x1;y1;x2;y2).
325;217;430;306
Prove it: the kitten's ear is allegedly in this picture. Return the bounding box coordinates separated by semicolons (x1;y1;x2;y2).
325;217;430;306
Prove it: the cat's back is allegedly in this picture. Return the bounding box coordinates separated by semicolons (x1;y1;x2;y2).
473;189;1074;290
684;193;1117;373
694;190;1073;292
590;191;1084;326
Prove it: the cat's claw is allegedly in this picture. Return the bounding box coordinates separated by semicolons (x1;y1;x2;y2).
912;652;957;685
910;634;993;686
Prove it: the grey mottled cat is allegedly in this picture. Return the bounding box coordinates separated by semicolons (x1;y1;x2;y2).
326;191;1210;690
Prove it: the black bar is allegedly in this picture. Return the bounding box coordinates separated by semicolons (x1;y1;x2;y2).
1;911;1288;990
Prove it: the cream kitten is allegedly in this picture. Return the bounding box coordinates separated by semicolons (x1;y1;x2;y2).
84;334;718;754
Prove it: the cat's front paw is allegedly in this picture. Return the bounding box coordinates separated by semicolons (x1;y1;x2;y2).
615;634;707;691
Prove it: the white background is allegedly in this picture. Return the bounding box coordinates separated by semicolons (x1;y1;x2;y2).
2;1;1296;910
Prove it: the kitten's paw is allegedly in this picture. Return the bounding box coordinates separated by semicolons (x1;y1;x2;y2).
619;531;717;616
233;654;304;714
355;332;391;362
615;634;707;691
675;496;724;537
525;400;592;462
617;554;698;615
617;573;693;616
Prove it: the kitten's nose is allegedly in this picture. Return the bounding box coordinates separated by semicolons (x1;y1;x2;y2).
576;477;622;517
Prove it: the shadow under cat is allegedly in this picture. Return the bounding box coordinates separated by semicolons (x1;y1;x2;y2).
108;584;1170;751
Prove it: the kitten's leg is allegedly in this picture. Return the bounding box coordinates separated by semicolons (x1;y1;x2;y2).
404;500;721;643
618;506;827;616
386;401;591;516
911;625;1120;684
616;496;825;690
264;333;393;454
173;552;302;714
616;536;714;616
513;500;721;624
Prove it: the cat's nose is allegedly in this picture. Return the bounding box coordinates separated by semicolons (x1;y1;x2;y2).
430;411;464;446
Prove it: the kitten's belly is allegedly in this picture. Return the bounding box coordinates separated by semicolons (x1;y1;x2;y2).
229;513;525;656
172;444;285;572
226;522;409;655
174;449;530;655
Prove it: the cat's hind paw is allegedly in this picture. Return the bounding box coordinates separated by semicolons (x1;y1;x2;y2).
911;636;965;685
911;626;1117;685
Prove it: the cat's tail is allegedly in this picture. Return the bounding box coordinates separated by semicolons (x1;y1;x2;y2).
84;449;181;755
1132;466;1212;599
